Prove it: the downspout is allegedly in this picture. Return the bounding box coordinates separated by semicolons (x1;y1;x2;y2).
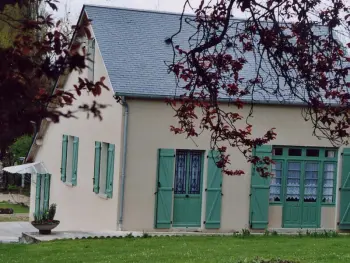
118;97;129;230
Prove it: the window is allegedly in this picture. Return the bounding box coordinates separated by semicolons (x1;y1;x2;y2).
288;148;302;156
304;162;318;202
325;150;336;158
61;135;79;185
286;162;301;202
87;38;95;82
94;141;115;198
174;150;202;195
270;161;282;201
323;163;336;203
306;149;319;157
273;148;283;156
270;147;337;205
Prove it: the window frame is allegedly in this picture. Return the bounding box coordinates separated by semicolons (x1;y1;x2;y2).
270;146;338;206
174;150;204;196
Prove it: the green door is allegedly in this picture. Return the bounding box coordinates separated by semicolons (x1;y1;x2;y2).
173;150;203;227
283;161;320;228
301;162;320;228
283;161;302;227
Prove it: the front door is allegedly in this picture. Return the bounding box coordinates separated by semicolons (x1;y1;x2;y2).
173;150;203;227
301;162;319;227
283;161;320;228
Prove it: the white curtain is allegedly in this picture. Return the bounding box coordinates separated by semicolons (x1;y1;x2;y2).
304;163;318;201
270;162;282;201
323;163;335;203
286;162;301;200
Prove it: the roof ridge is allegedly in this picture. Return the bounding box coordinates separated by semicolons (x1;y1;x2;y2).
83;4;196;18
83;4;328;27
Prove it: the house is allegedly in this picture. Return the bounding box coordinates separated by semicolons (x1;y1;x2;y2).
25;4;350;232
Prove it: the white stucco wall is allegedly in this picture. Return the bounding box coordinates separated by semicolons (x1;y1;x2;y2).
29;35;124;231
122;99;340;232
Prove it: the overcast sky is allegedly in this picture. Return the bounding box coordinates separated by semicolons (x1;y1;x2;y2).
55;0;247;22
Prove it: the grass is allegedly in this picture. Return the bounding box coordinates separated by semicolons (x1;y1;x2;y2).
0;235;350;263
0;215;29;222
0;202;29;214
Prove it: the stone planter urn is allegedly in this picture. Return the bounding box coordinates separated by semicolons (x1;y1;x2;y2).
31;220;60;235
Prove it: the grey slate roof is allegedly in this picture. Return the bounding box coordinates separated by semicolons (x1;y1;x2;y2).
83;5;342;104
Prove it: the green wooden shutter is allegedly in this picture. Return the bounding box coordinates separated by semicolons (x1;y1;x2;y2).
339;148;350;229
155;149;175;229
94;142;101;193
72;137;79;186
249;145;272;229
205;150;222;229
61;135;68;182
43;174;51;211
35;174;42;217
106;144;115;198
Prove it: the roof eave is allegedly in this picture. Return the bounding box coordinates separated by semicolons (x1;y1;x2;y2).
117;92;311;107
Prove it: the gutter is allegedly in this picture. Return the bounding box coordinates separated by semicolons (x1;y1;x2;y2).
115;92;315;107
118;97;129;230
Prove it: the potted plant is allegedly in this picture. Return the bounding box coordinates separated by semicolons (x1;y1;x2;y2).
31;204;60;235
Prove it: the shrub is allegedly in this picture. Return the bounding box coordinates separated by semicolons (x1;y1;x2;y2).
33;203;57;224
0;208;14;214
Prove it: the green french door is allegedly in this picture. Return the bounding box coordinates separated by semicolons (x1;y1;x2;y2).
283;161;320;228
173;150;203;227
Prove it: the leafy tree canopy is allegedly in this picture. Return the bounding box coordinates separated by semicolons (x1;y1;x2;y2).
168;0;350;176
0;0;108;158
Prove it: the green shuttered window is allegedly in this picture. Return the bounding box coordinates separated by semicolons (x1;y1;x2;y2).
94;141;115;198
35;173;51;217
61;135;79;186
154;148;222;229
270;147;338;205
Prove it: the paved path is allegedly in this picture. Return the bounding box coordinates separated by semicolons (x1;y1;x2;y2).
0;222;35;243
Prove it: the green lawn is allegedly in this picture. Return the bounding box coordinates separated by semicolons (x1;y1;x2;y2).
0;202;29;214
0;236;349;263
